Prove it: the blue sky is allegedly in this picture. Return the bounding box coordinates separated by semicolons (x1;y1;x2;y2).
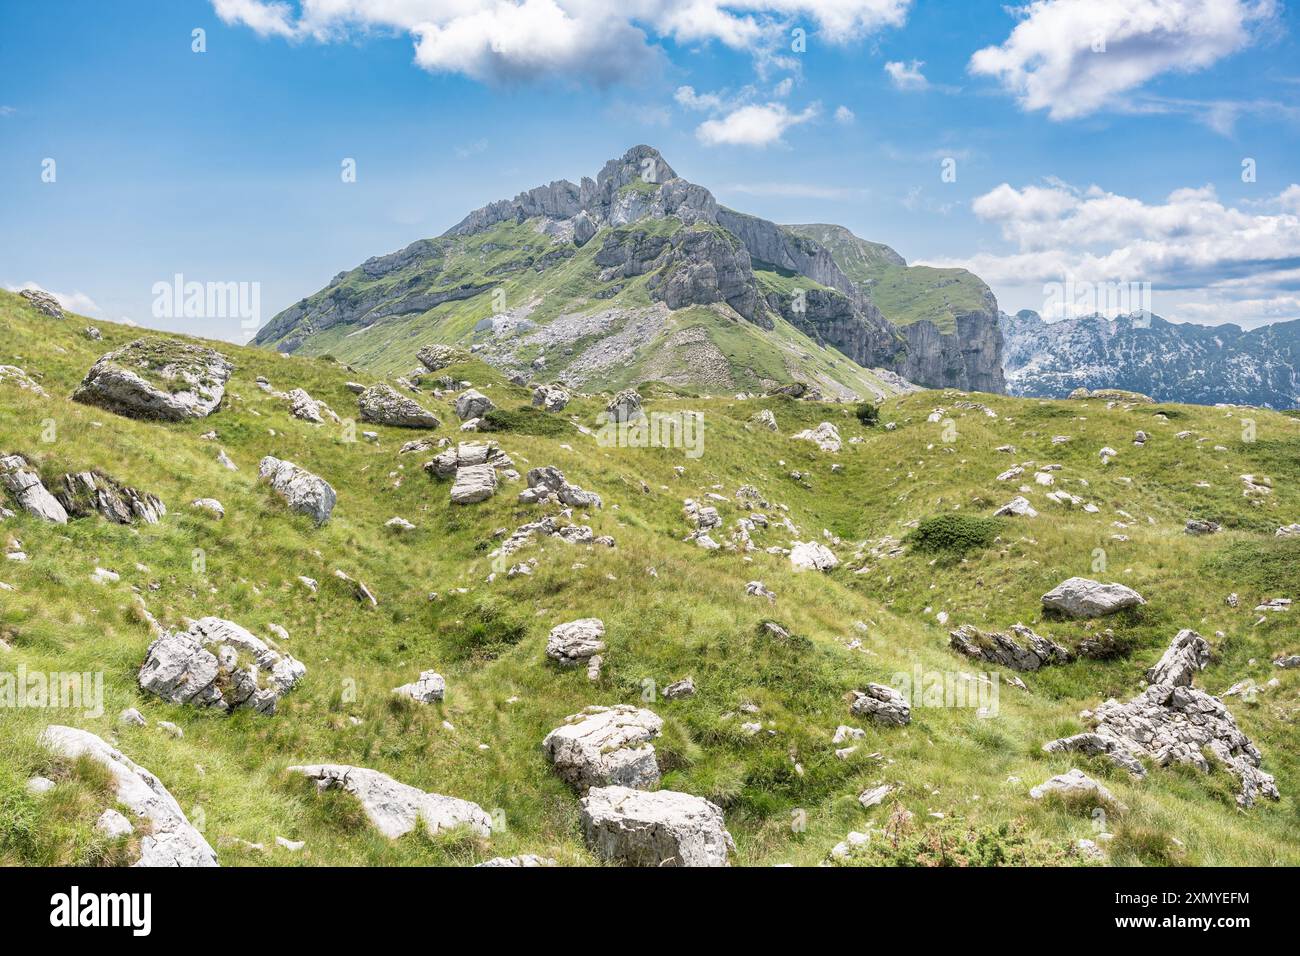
2;0;1299;341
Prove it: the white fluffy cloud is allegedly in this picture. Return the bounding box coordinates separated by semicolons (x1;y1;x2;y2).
696;102;819;146
214;1;911;83
884;59;927;91
969;0;1277;120
925;179;1300;326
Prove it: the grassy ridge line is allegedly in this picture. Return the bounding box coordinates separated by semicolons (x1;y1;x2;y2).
1;289;1297;866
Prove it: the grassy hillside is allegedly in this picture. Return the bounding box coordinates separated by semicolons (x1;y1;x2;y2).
787;223;996;334
2;288;1298;866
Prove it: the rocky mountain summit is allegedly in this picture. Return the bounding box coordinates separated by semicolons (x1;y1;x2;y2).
1001;310;1300;408
255;146;1005;400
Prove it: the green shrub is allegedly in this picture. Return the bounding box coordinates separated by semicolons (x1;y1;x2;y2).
476;406;569;437
906;513;1001;556
855;402;880;425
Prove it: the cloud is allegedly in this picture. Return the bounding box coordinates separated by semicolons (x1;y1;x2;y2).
7;282;101;315
884;59;928;91
924;179;1300;325
696;102;819;147
0;106;15;117
675;85;727;111
213;1;912;83
834;105;855;124
969;0;1278;120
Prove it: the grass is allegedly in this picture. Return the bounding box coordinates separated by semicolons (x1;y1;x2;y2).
2;288;1299;866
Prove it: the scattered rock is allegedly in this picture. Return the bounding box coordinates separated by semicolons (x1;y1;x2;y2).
95;808;135;839
531;383;570;412
605;389;644;423
0;454;68;523
0;365;49;398
579;785;734;867
450;462;498;504
1185;519;1220;536
1146;629;1211;687
191;498;225;519
789;541;838;572
288;764;492;839
791;422;842;453
454;389;495;421
1029;768;1125;810
662;677;696;700
39;725;219;866
476;854;557;867
416;344;465;372
56;470;165;525
546;618;606;666
993;496;1037;518
850;684;911;726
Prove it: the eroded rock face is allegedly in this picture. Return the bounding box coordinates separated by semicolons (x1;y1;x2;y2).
1042;577;1145;618
543;705;663;791
359;384;441;428
288;764;491;839
72;339;232;421
579;785;734;867
258;456;336;525
0;454;68;523
948;623;1072;671
39;726;219;867
850;684;910;726
547;618;607;666
1043;630;1278;808
138;617;306;716
56;471;165;525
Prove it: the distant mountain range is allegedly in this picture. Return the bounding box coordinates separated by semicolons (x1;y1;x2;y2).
255;145;1004;400
1001;310;1300;409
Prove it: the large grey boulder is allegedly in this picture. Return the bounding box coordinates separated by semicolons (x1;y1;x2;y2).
39;725;219;867
546;618;606;666
72;339;232;421
1146;628;1210;687
450;462;498;504
531;383;570;412
1042;577;1146;618
454;389;495;421
850;683;911;726
580;786;734;867
138;617;306;715
258;456;336;525
288;764;491;839
789;541;838;572
425;441;513;479
0;454;68;523
19;288;65;318
949;623;1072;671
358;384;441;428
543;705;663;791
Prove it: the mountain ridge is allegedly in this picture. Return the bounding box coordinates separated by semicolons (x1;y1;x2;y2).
255;146;1006;399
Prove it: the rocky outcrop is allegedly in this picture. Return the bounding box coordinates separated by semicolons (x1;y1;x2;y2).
605;389;643;423
72;339;232;421
416;344;466;371
259;456;336;525
392;670;446;704
19;288;65;318
542;705;663;791
0;365;49;398
1044;631;1278;807
789;541;838;572
949;623;1072;671
791;422;841;452
579;785;735;867
358;384;441;428
547;618;607;666
138;617;306;715
899;311;1006;394
289;764;492;839
765;286;905;373
0;454;68;523
850;684;911;726
55;471;165;525
531;383;569;411
39;726;219;867
1042;577;1145;618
